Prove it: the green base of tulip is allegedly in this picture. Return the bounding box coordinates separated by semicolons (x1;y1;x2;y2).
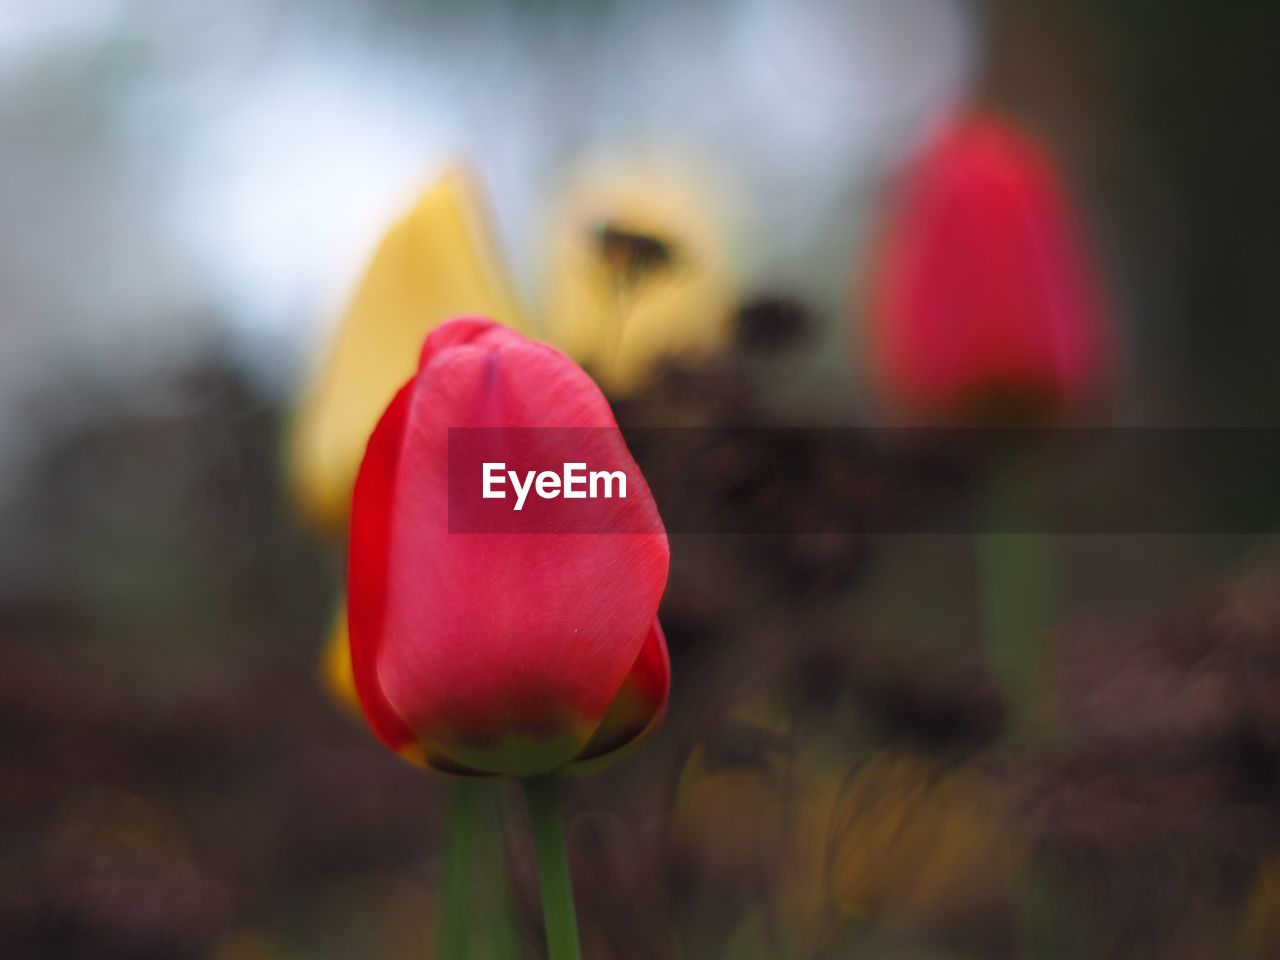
522;775;582;960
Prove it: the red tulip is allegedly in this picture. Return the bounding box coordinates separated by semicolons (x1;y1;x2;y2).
863;112;1110;422
348;318;670;776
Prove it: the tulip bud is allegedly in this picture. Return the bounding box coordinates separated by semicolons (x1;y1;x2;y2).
289;169;528;535
348;318;671;776
540;154;736;396
860;112;1110;423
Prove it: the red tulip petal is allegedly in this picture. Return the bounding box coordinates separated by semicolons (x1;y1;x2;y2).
870;113;1109;420
347;380;418;752
415;315;503;366
372;319;669;775
573;618;671;766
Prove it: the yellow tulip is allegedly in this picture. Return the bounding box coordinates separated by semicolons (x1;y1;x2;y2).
668;741;787;956
324;602;429;767
288;168;527;535
289;168;526;721
829;752;1022;938
670;744;787;898
209;929;295;960
1242;856;1280;959
540;153;737;396
773;751;848;955
319;598;358;712
669;734;846;956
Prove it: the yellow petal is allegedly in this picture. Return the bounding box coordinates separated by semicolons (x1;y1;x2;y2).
773;752;846;953
540;152;737;396
319;597;359;713
1243;857;1280;958
288;168;527;533
317;598;448;770
828;753;1023;936
669;744;786;906
209;929;294;960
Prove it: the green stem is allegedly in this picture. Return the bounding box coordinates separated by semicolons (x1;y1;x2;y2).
522;775;582;960
439;779;479;960
978;462;1056;744
477;786;521;959
979;467;1060;960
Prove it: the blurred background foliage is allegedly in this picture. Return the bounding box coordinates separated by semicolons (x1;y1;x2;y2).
1;1;1279;958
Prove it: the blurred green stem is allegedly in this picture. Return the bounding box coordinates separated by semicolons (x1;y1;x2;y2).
476;784;521;959
522;775;582;960
978;461;1055;743
439;779;479;960
980;461;1060;959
